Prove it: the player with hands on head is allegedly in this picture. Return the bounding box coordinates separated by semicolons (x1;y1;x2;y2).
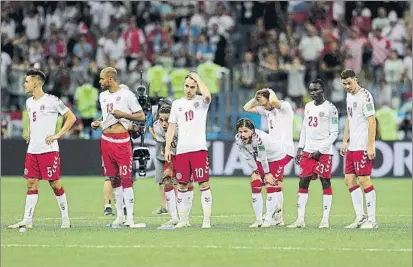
288;79;339;229
243;87;294;226
92;67;146;228
235;118;288;228
164;72;212;229
340;69;378;229
8;69;76;229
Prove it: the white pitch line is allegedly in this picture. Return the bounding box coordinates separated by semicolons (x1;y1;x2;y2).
29;213;412;221
1;243;411;253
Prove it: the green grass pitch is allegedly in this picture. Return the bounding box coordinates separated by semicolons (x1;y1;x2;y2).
1;177;412;267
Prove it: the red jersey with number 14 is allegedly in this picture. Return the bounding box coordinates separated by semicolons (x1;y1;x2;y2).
169;95;210;154
26;94;69;154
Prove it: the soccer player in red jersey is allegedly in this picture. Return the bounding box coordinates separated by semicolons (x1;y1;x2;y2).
92;67;146;228
8;69;77;229
288;79;339;229
164;72;212;229
340;69;378;229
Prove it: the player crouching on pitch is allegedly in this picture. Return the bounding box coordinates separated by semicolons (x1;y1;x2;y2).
235;118;289;228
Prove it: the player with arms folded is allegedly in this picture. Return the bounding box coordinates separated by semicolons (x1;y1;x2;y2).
164;72;212;229
340;69;378;229
92;67;146;228
8;69;77;229
235;118;288;228
288;79;339;229
243;88;294;226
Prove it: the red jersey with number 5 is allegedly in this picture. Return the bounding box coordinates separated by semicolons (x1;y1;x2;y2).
26;94;69;154
298;100;339;155
346;88;375;151
169;95;210;154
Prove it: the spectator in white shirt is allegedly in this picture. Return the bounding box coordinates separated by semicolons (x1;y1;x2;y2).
104;31;126;72
372;7;389;31
22;10;43;41
207;3;234;33
403;48;412;84
298;24;324;82
1;15;16;40
384;50;405;97
382;11;407;56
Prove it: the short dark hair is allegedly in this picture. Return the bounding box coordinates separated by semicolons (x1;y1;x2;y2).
310;79;327;91
236;118;255;132
340;69;357;80
159;105;171;115
255;90;270;100
26;69;46;84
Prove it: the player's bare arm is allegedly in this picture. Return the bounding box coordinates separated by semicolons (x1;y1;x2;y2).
164;123;176;163
296;109;307;164
340;118;350;156
189;72;211;104
243;97;259;114
266;88;282;109
46;109;76;145
111;110;145;121
91;116;103;130
367;115;376;160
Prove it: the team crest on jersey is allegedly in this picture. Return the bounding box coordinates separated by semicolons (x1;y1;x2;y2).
319;112;324;117
116;96;121;102
40;105;45;111
353;102;357;108
306;109;310;114
103;98;106;103
178;107;182;111
194;102;200;109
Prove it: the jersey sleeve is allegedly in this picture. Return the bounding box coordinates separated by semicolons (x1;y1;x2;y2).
362;90;375;117
54;97;69;115
298;106;307;149
256;133;270;173
169;101;178;124
255;106;266;115
279;101;292;114
126;91;143;113
235;136;258;171
318;104;339;153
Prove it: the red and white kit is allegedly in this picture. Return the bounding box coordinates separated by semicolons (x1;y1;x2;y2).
99;86;142;179
235;129;288;181
24;94;69;180
169;95;210;183
345;88;376;176
298;100;339;179
256;100;295;160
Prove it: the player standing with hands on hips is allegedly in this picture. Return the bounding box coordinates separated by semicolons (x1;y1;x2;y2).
164;72;212;229
340;69;378;229
9;69;77;229
92;67;146;228
288;79;339;229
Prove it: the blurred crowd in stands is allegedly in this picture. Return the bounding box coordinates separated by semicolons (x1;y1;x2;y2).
1;1;411;141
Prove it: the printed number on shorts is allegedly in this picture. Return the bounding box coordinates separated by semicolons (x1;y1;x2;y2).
184;110;194;121
308;116;318;127
32;111;37;122
47;166;54;177
119;165;129;176
107;103;113;113
315;163;325;173
194;168;205;178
